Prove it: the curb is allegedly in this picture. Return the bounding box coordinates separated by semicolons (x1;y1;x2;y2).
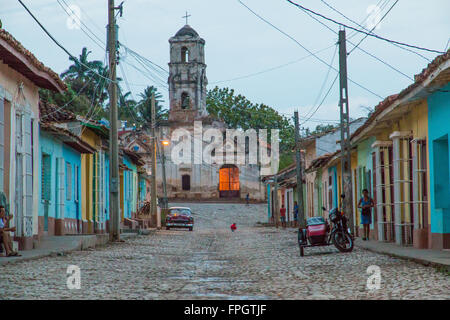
355;242;450;273
0;231;149;266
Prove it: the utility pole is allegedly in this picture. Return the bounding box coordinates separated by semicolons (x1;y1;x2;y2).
150;93;160;229
338;29;354;234
108;0;120;241
157;137;168;209
294;111;305;228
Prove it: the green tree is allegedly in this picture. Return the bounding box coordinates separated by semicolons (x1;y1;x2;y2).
206;86;295;153
40;47;110;119
118;91;138;125
60;47;103;80
135;86;168;129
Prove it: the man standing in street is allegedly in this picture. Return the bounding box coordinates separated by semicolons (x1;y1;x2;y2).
280;204;287;228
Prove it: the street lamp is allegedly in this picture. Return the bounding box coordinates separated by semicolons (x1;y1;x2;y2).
160;138;169;209
161;140;170;147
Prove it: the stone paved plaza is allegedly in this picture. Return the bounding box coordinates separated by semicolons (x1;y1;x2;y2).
0;203;448;300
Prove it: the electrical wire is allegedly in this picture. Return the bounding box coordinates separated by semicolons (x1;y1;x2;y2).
294;2;414;81
237;0;383;99
56;0;106;51
321;0;431;62
299;73;339;126
40;73;96;119
285;0;445;54
304;43;338;120
209;44;335;85
347;0;400;54
17;0;114;84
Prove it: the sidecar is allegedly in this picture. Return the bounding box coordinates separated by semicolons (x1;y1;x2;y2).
297;216;330;256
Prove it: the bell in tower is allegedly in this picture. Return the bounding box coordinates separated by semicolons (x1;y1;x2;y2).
168;23;209;124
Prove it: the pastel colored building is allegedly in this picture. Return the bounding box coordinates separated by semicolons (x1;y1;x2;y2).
78;122;109;234
298;49;450;250
38;102;94;236
0;29;65;249
428;80;450;249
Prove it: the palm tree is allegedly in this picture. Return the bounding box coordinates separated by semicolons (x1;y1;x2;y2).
136;86;168;129
60;47;103;81
118;91;138;125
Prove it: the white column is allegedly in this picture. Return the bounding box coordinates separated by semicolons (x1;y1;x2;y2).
391;135;402;245
372;141;393;242
390;131;412;246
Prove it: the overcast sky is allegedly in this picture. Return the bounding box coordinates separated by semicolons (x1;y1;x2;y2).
2;0;449;128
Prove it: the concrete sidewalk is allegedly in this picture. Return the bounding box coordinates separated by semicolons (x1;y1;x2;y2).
356;238;450;272
0;231;154;266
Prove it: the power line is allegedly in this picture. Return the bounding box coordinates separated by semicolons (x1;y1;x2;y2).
347;0;399;54
210;44;335;85
305;43;338;119
321;0;430;62
121;44;169;75
294;2;414;81
118;61;148;126
17;0;114;84
122;57;168;90
346;0;387;39
237;0;383;99
56;0;106;51
40;73;97;119
300;73;339;126
286;0;445;54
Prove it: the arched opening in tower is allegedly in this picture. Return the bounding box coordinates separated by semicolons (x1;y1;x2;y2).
219;165;240;198
181;47;190;63
181;92;190;109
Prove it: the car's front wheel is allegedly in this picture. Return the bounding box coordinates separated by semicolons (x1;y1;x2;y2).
166;227;170;230
189;227;193;231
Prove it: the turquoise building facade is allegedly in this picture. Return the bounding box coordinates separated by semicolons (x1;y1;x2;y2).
39;129;82;235
427;82;450;249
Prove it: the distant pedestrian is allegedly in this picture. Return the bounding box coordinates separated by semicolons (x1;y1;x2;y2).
230;223;237;232
280;205;286;228
358;189;374;241
293;201;299;227
246;193;250;205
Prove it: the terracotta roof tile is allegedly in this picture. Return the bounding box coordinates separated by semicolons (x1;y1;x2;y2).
39;101;77;123
0;29;66;91
351;49;450;142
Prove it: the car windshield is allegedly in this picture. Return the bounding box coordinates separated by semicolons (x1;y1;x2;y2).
169;209;191;216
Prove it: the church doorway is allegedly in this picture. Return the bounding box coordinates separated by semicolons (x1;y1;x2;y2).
219;165;240;198
182;174;191;191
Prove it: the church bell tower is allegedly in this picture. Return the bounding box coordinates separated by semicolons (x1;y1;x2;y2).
168;24;208;123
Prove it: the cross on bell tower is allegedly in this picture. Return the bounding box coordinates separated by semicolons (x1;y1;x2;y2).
182;11;191;25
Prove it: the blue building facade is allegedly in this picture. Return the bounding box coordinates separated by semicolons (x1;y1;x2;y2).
427;82;450;249
39;128;83;235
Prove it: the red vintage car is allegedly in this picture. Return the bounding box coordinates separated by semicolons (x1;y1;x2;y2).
165;207;194;231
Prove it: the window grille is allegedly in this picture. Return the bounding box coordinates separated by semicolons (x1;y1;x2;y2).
66;162;72;201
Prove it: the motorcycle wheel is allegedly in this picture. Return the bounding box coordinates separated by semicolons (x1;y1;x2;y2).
299;246;304;257
332;232;354;253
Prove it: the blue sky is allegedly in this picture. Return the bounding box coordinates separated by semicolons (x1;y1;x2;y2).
2;0;449;128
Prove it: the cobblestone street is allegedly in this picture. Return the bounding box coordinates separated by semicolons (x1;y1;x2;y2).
1;203;448;300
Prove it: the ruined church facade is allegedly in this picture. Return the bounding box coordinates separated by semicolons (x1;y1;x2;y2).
124;24;266;201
